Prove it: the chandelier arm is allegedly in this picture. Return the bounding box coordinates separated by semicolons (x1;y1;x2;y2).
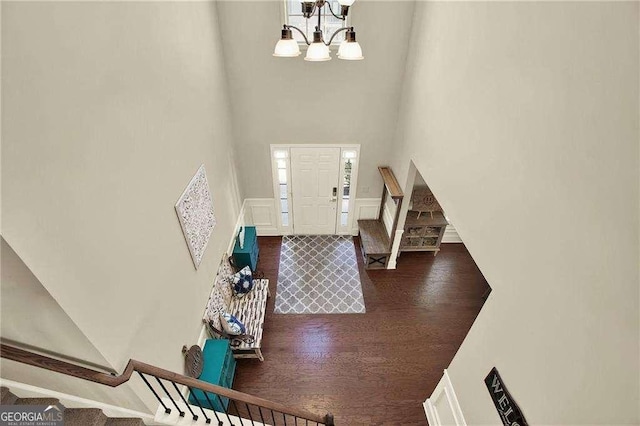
325;1;346;20
325;26;351;46
284;24;311;45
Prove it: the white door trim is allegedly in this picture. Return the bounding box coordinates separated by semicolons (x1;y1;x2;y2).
424;369;467;426
270;144;360;235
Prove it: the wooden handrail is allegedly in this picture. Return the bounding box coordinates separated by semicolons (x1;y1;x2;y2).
0;344;130;386
0;338;117;375
1;344;332;424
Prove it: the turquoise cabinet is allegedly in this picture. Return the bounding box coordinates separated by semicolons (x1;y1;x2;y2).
189;339;236;412
232;226;259;271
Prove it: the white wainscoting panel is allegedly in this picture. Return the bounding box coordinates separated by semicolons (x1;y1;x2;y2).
443;224;463;243
382;202;394;238
351;198;381;234
226;201;246;255
244;198;279;236
245;198;388;237
424;369;466;426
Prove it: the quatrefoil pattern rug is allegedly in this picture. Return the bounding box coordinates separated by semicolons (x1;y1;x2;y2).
274;235;366;314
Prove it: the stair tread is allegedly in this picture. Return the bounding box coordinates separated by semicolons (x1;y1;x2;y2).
105;418;145;426
15;397;60;406
1;387;18;405
2;390;142;426
64;408;107;426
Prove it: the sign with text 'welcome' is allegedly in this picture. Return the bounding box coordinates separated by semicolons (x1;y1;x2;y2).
485;367;529;426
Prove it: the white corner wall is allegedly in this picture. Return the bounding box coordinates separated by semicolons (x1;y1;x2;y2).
392;2;639;424
1;1;240;409
1;237;148;412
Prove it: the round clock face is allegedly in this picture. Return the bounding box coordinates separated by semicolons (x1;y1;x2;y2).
184;345;203;378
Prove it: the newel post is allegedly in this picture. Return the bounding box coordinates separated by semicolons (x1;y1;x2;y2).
324;413;335;425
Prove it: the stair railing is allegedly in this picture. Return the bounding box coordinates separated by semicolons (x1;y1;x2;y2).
1;343;334;426
0;337;117;375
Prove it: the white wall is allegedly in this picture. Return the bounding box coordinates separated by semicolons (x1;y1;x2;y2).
1;1;240;409
392;2;639;424
216;0;415;200
0;238;147;411
1;238;108;367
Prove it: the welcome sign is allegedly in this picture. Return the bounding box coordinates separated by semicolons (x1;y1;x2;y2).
485;367;529;426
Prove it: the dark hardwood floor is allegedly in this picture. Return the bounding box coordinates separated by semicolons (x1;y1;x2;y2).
233;237;489;426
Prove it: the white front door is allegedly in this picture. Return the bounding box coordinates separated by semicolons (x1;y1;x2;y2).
290;147;341;235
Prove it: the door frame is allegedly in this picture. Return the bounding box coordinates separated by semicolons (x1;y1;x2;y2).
270;144;360;236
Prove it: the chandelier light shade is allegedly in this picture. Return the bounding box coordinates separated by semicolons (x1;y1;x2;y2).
305;42;331;61
337;41;363;60
273;0;363;62
273;28;301;57
337;28;364;60
274;39;301;57
305;31;331;61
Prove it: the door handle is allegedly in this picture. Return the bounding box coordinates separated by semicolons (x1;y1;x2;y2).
330;187;338;202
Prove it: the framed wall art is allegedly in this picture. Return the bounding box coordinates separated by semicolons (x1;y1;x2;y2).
175;165;216;269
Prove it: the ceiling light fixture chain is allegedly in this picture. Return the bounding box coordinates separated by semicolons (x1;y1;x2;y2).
273;0;363;62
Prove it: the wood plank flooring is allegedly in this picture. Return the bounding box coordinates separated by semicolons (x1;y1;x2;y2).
232;237;489;426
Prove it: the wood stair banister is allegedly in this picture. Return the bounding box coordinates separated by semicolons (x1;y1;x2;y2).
0;344;132;387
0;343;334;425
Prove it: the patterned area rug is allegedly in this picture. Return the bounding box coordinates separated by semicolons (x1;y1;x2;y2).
274;235;366;314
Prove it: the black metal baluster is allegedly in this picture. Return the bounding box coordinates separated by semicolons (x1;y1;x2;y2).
230;399;241;418
257;406;266;425
283;412;288;426
203;392;224;426
270;409;276;426
215;394;235;426
245;403;256;426
155;377;184;417
188;387;211;424
294;417;298;426
137;372;170;414
170;382;198;421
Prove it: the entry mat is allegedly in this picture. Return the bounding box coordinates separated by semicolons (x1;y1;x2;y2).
274;235;366;314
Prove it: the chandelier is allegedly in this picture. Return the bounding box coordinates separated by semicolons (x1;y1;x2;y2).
273;0;363;62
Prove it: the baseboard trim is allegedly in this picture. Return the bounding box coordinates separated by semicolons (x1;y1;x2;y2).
424;369;466;426
0;379;156;424
442;225;463;243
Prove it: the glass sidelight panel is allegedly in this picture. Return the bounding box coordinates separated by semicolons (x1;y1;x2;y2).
274;150;290;227
340;154;355;227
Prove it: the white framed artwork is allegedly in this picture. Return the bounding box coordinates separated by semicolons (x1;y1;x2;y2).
175;165;216;269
